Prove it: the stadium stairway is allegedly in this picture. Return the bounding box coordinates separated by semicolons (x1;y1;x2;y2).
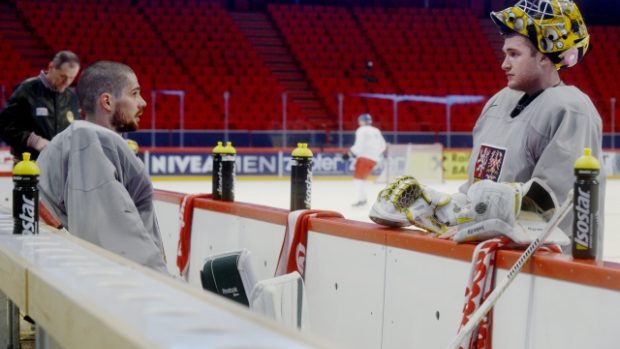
230;11;330;129
0;1;50;72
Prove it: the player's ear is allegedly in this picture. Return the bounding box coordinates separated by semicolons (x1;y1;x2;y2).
538;52;553;68
99;93;113;112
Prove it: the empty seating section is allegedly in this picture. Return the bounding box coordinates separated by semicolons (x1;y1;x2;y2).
140;0;288;130
14;0;194;130
355;7;502;131
0;37;32;101
4;1;619;134
269;4;397;130
578;26;620;132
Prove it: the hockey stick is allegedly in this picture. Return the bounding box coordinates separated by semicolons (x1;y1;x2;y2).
446;191;573;349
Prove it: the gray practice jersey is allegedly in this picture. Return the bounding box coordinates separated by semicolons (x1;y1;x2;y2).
461;85;605;237
37;120;168;273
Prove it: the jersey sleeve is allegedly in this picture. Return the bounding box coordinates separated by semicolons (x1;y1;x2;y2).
528;102;603;206
0;94;34;150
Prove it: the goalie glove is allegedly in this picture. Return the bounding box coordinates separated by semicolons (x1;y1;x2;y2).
369;175;455;235
369;177;525;237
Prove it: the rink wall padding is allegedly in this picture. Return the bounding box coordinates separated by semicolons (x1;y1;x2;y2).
0;208;330;349
154;189;620;349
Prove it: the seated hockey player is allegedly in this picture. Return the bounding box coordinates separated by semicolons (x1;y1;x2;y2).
37;61;168;273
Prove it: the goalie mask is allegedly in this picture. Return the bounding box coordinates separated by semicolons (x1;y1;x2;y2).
490;0;590;70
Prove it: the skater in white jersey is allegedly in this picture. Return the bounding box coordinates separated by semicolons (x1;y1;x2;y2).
370;0;604;254
348;113;386;207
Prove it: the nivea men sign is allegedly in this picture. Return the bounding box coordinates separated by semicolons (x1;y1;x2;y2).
144;152;279;176
141;151;371;177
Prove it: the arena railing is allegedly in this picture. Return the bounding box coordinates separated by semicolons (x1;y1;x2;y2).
143;89;618;149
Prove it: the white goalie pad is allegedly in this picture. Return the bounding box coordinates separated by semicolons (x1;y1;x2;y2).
250;271;310;332
450;178;570;246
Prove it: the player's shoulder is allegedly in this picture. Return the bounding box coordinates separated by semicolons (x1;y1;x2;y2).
69;121;125;145
18;76;40;87
481;87;521;112
364;125;382;135
544;84;583;96
543;85;595;111
71;121;139;160
11;77;42;95
488;87;522;102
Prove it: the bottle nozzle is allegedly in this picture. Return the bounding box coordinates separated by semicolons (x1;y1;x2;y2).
574;147;600;171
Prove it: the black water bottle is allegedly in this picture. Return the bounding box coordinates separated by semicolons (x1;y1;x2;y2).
290;143;313;211
221;141;236;202
212;141;224;200
572;147;600;260
13;152;40;235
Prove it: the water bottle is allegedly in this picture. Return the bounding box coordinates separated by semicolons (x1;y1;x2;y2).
572;147;600;259
212;141;225;200
290;143;313;211
13;152;40;235
221;141;236;202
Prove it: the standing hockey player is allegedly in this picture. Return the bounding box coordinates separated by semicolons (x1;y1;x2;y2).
460;0;605;239
370;0;604;255
349;113;386;207
36;61;168;273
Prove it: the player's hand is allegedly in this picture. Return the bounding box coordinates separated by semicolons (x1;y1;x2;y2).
342;151;354;161
34;137;49;151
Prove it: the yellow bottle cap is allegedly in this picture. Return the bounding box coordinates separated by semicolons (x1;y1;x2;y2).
222;141;236;155
13;152;40;176
574;147;600;170
213;141;225;154
292;143;313;157
126;139;139;154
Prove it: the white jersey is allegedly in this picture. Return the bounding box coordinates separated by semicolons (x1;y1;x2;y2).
461;85;605;234
350;125;386;162
37;120;168;273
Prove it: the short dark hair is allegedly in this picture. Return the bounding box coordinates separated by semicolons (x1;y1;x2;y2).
506;33;538;57
77;61;135;116
51;50;80;69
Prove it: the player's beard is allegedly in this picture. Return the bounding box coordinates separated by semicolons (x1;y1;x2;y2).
111;109;140;133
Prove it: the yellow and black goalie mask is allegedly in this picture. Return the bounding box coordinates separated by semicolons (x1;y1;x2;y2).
490;0;590;70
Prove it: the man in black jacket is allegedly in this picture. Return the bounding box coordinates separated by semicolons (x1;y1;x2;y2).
0;50;80;159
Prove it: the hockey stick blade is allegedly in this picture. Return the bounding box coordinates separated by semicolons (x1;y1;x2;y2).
446;191;573;349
